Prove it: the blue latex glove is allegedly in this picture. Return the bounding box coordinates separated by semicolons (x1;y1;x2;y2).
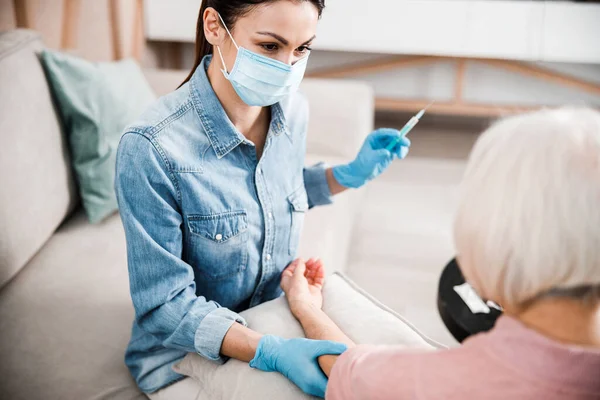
249;335;348;398
332;128;411;188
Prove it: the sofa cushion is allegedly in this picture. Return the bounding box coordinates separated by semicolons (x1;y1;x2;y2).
172;273;442;400
0;210;145;400
41;50;156;224
143;69;188;97
0;30;78;289
300;79;373;160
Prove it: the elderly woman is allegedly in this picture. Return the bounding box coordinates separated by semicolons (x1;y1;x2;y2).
280;108;600;399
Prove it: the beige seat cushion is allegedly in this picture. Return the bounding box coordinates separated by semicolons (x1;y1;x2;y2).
0;210;145;400
173;273;443;400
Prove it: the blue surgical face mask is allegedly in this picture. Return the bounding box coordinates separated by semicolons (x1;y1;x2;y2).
216;13;309;107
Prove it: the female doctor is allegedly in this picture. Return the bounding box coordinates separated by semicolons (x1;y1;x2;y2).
114;0;410;397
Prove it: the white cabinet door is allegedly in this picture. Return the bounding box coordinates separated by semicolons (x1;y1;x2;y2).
540;2;600;64
463;1;544;61
315;0;547;61
314;0;471;56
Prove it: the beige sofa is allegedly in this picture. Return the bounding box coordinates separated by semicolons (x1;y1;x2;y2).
0;30;373;400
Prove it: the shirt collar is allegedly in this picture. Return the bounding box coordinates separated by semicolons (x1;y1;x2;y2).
270;102;290;142
189;55;289;159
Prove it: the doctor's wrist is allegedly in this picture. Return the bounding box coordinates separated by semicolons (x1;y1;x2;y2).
331;165;366;189
326;167;352;194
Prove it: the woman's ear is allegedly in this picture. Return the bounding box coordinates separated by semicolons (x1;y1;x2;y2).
203;7;225;46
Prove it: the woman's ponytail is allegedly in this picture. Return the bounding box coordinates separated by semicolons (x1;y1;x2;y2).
178;2;213;87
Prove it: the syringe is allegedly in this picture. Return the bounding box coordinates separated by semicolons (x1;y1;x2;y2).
385;101;435;151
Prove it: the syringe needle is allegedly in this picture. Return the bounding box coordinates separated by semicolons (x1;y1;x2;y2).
424;100;436;112
416;100;436;119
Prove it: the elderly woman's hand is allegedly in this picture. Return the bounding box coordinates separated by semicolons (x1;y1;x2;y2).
281;258;325;316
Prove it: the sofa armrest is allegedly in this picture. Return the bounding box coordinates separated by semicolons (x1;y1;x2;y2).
300;78;374;161
143;68;189;97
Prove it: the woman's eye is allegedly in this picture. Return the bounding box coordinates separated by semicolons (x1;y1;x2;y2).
261;44;278;52
296;46;312;55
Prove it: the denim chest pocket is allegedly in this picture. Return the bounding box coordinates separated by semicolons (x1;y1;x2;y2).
288;187;309;256
186;211;249;281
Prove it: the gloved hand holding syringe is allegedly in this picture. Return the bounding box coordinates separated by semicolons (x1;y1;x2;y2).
385;101;435;151
331;101;435;189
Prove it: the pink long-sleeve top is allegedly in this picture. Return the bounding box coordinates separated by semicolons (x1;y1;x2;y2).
327;316;600;400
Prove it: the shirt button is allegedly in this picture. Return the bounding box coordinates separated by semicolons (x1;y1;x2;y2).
266;254;272;261
268;212;273;219
215;234;223;241
257;167;263;174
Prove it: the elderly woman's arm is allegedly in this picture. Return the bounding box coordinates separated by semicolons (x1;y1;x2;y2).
281;259;419;400
294;303;354;376
280;259;355;376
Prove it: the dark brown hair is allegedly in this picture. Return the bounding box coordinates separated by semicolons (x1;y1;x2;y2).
179;0;325;87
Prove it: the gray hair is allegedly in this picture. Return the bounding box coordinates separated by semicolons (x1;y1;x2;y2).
454;107;600;308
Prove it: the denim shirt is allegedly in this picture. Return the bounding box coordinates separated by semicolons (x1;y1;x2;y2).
114;55;333;393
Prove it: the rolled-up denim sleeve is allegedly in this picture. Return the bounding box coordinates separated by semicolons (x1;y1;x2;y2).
115;132;246;363
304;163;333;208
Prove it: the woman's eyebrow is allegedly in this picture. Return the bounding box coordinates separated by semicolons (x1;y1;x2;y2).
256;32;316;46
301;35;316;46
256;32;289;45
